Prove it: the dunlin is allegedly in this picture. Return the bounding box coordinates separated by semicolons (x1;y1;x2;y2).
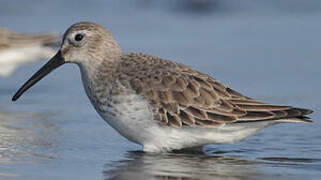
12;22;313;152
0;27;60;76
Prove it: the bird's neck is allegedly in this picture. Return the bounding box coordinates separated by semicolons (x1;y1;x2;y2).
78;56;120;101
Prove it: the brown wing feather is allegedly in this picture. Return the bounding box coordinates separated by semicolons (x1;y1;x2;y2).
122;53;313;127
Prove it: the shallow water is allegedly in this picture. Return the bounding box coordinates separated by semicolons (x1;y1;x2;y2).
0;0;321;179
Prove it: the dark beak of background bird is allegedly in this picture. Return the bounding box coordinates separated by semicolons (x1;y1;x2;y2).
12;50;65;101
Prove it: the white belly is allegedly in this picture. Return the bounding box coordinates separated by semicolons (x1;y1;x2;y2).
97;93;159;146
90;92;274;152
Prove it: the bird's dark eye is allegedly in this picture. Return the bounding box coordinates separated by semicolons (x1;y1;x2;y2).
74;34;84;41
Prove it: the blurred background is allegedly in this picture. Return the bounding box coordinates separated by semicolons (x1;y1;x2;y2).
0;0;320;179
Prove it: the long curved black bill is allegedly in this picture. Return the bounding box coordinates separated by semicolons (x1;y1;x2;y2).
12;51;65;101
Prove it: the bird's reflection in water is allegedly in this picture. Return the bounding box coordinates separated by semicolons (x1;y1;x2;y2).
104;149;265;180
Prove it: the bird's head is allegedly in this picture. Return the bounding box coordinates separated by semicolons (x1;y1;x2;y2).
12;21;121;101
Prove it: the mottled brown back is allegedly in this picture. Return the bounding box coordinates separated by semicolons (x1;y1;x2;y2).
115;53;313;127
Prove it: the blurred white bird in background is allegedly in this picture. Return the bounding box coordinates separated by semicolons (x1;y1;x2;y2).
0;27;60;76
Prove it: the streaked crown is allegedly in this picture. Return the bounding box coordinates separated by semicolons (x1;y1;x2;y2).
61;21;122;64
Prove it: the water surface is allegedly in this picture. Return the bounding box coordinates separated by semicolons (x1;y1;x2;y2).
0;0;320;179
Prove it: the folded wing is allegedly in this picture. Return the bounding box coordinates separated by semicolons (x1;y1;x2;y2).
122;53;313;128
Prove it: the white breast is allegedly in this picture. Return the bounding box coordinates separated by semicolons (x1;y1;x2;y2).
80;72;161;146
98;93;159;145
